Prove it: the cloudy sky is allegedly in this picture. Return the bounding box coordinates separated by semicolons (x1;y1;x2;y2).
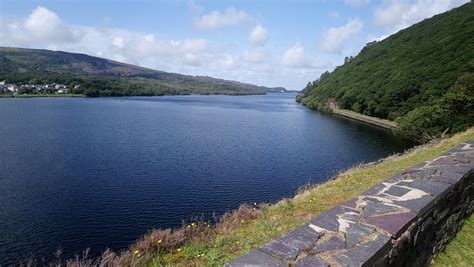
0;0;469;90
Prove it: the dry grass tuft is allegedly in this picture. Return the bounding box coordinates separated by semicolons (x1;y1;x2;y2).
217;203;260;233
131;218;215;255
19;249;121;267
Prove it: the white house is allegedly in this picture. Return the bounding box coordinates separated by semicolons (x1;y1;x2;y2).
6;84;18;93
57;88;70;94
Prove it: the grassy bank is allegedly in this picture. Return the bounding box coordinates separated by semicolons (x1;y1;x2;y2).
431;214;474;266
37;127;473;266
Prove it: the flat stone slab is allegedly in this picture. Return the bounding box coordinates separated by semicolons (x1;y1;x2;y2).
363;211;417;238
259;225;323;262
309;205;356;232
226;142;474;266
333;234;392;266
226;250;287;267
293;255;329;267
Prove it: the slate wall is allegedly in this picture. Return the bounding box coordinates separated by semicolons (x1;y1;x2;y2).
227;141;474;266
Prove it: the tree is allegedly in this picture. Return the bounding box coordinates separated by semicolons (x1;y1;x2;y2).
395;105;449;143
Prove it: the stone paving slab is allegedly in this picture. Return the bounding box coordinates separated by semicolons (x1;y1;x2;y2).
294;255;329;267
258;225;323;262
226;141;474;266
333;234;392;266
226;250;287;267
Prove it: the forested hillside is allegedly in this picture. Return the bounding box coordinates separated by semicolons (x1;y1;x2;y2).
298;2;474;142
0;47;286;96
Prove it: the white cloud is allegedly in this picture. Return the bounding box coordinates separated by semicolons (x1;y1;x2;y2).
175;39;207;53
320;18;363;53
243;49;266;63
282;43;312;68
112;36;124;48
209;54;237;70
249;25;269;46
373;0;469;33
183;53;201;66
345;0;370;7
195;7;250;30
187;0;204;13
2;6;82;45
25;6;78;41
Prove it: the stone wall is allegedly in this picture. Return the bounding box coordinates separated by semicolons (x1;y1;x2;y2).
227;141;474;266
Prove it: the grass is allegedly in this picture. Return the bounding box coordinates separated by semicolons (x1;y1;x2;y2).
333;108;398;129
31;127;474;266
431;214;474;267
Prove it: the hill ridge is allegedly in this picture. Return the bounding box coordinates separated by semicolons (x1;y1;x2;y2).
0;46;287;96
298;2;474;142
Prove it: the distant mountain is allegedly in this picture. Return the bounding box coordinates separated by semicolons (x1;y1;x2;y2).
0;47;287;96
298;2;473;142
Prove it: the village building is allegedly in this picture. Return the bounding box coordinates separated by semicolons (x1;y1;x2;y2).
57;88;70;94
0;82;71;95
6;84;18;93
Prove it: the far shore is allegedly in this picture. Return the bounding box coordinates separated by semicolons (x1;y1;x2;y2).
0;92;298;99
0;94;84;98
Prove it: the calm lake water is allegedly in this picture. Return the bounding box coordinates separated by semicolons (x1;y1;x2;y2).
0;94;412;264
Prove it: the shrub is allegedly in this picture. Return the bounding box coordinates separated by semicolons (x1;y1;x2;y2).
395;105;449;143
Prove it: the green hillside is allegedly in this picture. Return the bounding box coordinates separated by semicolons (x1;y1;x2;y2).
0;47;286;96
298;2;474;142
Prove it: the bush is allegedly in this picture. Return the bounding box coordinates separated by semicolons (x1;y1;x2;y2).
84;89;99;97
395;105;449;143
441;73;474;132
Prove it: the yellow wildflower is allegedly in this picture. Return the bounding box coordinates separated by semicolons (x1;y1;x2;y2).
177;248;182;252
133;250;139;255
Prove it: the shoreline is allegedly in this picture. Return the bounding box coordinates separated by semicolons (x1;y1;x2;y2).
295;96;397;130
0;92;284;99
0;94;84;98
332;108;397;130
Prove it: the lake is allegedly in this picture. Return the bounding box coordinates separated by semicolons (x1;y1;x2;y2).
0;94;412;264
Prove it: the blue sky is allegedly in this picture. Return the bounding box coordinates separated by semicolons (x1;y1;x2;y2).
0;0;469;89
